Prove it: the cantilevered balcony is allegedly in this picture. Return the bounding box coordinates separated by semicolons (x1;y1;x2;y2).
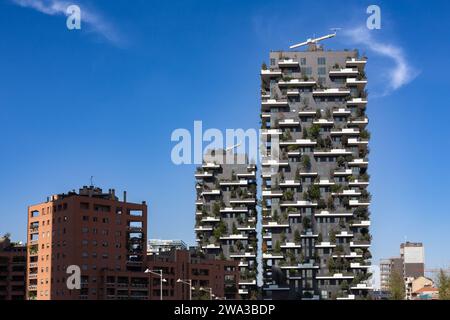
336;231;354;238
313;118;334;126
347;97;367;107
329;68;359;77
346;58;367;70
330;128;360;136
313;88;350;96
332;251;363;259
347;138;369;146
333;108;352;116
348;180;369;187
262;189;283;198
279;139;316;147
260;69;282;78
332;189;361;197
220;234;248;241
200;189;221;196
337;294;356;300
313;149;352;156
347;117;369;126
262;253;284;260
350;283;373;290
280;200;317;208
280;262;319;270
350;220;371;227
333;169;352;177
220;207;248;213
316;273;354;280
350;262;371;269
194;226;213;232
230;252;256;259
261;99;289;111
278;79;316;87
346;77;367;89
348;158;369;167
349;241;371;248
262;221;290;229
315;242;336;249
315;210;353;218
202;244;221;250
278;118;300;126
261;159;289;167
229;198;256;205
279;180;301;187
280;242;302;249
298;110;317;117
201;216;220;223
195;171;213;179
219;180;249;186
313;179;335;186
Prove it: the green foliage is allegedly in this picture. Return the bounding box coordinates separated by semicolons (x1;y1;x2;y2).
308;185;321;201
389;270;405;300
301;155;311;171
261;62;268;70
294;229;301;243
308;124;321;139
438;270;450;300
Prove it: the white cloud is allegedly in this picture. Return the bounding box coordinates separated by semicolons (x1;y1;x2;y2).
343;26;418;94
11;0;121;45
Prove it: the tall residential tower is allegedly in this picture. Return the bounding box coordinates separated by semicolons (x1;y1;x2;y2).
260;41;372;300
195;150;258;299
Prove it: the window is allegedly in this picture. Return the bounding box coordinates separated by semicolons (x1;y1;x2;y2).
82;216;89;221
31;210;39;217
318;57;326;65
300;57;306;65
301;67;312;75
80;202;89;210
318;67;326;75
270;58;275;66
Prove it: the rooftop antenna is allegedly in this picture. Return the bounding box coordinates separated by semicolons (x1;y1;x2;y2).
90;176;94;187
289;28;340;50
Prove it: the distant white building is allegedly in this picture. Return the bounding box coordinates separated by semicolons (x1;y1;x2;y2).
147;239;187;255
369;265;381;291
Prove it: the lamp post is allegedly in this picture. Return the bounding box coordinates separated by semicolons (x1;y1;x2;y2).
176;278;192;300
145;269;167;300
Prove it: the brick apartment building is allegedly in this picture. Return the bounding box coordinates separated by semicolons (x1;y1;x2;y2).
146;248;240;300
26;186;147;300
0;237;27;300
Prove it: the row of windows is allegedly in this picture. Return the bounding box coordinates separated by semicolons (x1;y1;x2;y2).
270;57;327;66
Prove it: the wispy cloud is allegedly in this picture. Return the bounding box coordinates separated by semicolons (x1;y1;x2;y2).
343;26;419;95
10;0;122;45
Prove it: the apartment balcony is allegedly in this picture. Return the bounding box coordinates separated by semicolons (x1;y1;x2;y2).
333;108;352;116
350;283;373;290
195;172;213;179
278;79;316;87
332;189;361;197
261;128;283;136
28;285;37;291
278;59;300;68
260;69;282;78
280;263;319;270
279;139;316;147
229;198;256;205
262;189;283;198
220;207;248;213
229;252;256;259
313;118;334;126
349;199;370;207
347;117;369;126
347;97;367;107
238;261;249;267
349;180;369;187
346;77;367;89
280;242;301;249
261;99;289;111
194;226;213;232
237;172;256;179
346;58;367;70
200;189;221;196
348;158;369;167
347;138;369;146
329;68;358;77
220;234;248;241
336;231;354;238
279;180;300;187
313;179;335;186
29;262;38;268
314;210;353;217
219;180;249;186
300;232;319;239
313;88;350;96
315;242;336;248
29;227;39;234
298;110;317;117
202;162;221;169
261;159;289;167
350;220;371;227
278;118;300;126
330;128;360;136
332;251;363;258
201;216;220;223
333;169;352;176
286;89;300;96
336;294;356;300
350;262;371;269
316;273;354;280
201;244;221;250
239;279;257;286
313;149;352;156
280;200;317;208
237;226;256;232
262;233;272;240
263;284;290;291
28;273;38;280
349;241;371;248
262;221;290;229
262;253;284;260
238;289;249;295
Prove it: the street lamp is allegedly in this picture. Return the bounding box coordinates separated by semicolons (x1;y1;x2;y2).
145;269;167;300
199;287;213;300
176;278;192;300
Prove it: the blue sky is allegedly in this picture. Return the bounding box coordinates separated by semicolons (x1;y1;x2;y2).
0;0;449;269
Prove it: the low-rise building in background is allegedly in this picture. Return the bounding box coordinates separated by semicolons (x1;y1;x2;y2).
0;236;26;300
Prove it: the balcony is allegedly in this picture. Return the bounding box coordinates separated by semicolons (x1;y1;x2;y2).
261;99;289;111
316;273;354;280
229;252;256;259
278;59;299;68
333;169;352;176
330;128;360;136
261;159;289;167
298;110;317;117
219;180;249;186
313;149;352;156
346;77;367;89
262;189;283;198
314;210;353;217
347;97;367;106
313;88;350;96
237;226;256;232
313;118;334;126
239;279;257;286
349;199;370;207
348;117;369;126
237;172;256;179
300;232;319;239
220;207;248;213
202;162;221;169
28;273;38;280
333;108;351;116
278;79;316;87
351;220;371;227
329;68;358;77
332;252;363;258
201;216;220;223
337;294;356;300
350;262;371;269
349;180;369;187
201;244;221;250
238;289;249;295
348;158;369;167
346;58;367;69
200;189;221;196
220;234;248;240
350;283;373;290
261;69;282;78
280;242;301;249
229;198;256;205
347;138;368;146
286;89;300;96
262;253;284;260
313;179;335;186
315;242;336;248
280;200;317;208
279;139;316;147
28;285;37;291
332;189;361;197
195;172;213;179
279;180;300;187
194;226;213;232
278;118;300;126
262;222;290;229
349;241;371;248
336;231;354;238
280;263;319;270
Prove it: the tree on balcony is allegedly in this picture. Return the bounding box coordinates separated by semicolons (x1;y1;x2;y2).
274;240;281;254
327;196;335;210
308;185;320;201
302;216;311;230
261;62;268;70
294;229;301;244
301;155;311;171
308;124;321;140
